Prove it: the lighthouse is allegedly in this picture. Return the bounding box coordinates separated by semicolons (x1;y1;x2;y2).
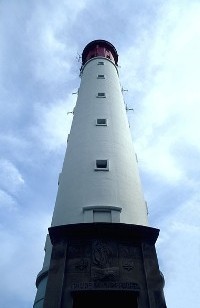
34;40;166;307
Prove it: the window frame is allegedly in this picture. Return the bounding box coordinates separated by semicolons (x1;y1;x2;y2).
95;159;109;171
97;74;105;79
96;118;107;126
96;92;106;98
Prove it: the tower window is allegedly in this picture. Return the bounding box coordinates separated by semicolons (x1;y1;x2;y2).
93;210;111;222
96;118;107;126
97;74;105;79
97;61;104;65
97;92;106;98
83;206;122;223
95;159;109;171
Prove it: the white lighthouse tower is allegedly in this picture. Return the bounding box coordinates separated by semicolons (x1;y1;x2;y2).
34;40;166;308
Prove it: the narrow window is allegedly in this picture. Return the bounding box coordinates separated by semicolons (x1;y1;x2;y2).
97;92;106;98
97;61;104;65
95;159;109;171
97;74;105;79
96;118;107;126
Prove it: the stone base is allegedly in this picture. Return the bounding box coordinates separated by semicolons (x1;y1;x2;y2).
44;223;166;308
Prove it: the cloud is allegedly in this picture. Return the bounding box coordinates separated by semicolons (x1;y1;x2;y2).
31;96;76;151
0;190;17;212
0;159;24;194
121;1;200;186
157;193;200;307
0;210;52;307
25;0;90;84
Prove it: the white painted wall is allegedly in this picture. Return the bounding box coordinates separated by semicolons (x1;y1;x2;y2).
51;57;148;226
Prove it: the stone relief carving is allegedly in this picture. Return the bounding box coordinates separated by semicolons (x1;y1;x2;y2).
120;245;132;258
92;240;112;268
120;245;134;271
91;240;119;281
68;244;82;258
123;262;134;271
74;259;89;272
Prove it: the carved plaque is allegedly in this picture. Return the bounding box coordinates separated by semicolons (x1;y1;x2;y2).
70;281;140;291
91;240;119;281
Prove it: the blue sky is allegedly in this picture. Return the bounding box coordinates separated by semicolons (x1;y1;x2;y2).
1;0;200;307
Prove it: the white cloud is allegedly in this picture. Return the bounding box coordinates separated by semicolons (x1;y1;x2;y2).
0;210;52;305
32;96;76;151
122;1;200;184
0;190;17;211
0;159;24;194
28;26;71;84
0;133;27;149
25;0;89;84
157;193;200;307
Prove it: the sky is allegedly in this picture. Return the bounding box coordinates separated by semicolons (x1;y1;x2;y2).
0;0;200;307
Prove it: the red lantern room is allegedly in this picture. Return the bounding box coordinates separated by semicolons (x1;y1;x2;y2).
82;39;118;65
